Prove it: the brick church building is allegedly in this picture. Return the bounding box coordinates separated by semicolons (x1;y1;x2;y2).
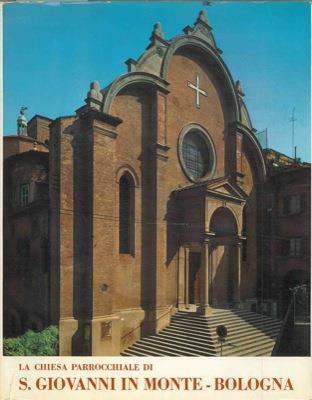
4;10;309;356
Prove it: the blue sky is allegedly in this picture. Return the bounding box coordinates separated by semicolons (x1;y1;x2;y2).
3;1;311;161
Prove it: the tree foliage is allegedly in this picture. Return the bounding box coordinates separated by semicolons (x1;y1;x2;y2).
3;325;59;356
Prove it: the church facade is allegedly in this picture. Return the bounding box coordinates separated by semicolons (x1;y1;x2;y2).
6;10;296;356
47;11;267;355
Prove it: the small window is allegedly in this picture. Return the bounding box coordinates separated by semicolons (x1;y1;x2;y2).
289;238;301;257
281;238;303;258
20;184;30;207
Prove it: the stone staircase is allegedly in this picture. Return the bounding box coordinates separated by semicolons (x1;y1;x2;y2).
121;309;282;357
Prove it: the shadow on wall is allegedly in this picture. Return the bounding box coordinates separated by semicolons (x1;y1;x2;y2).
71;120;93;356
210;245;237;308
136;88;158;336
166;193;181;268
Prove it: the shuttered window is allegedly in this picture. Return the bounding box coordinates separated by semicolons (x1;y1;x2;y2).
20;183;30;207
280;237;307;258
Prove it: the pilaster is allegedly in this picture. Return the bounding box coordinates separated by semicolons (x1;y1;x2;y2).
234;241;243;307
198;240;213;316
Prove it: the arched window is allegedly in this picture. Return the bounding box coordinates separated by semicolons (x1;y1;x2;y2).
119;173;134;254
210;207;238;236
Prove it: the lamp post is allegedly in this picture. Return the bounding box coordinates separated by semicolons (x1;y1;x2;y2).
216;325;228;356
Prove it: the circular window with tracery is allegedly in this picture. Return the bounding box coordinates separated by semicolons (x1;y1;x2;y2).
178;125;216;182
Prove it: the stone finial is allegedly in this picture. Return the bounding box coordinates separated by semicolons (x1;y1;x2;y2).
152;22;164;39
235;80;245;97
149;21;167;47
196;10;209;25
87;81;103;102
86;80;103;110
17;106;28;136
183;8;219;50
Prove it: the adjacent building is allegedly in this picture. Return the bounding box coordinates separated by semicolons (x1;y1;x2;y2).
3;113;52;337
259;149;310;317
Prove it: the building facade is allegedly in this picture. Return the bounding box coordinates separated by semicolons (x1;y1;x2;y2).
47;11;267;355
4;11;309;356
3;114;51;337
260;149;311;317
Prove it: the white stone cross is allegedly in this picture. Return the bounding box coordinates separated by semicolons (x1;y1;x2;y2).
187;75;208;108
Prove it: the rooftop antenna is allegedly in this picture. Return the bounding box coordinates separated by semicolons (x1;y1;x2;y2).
294;146;297;161
289;107;297;159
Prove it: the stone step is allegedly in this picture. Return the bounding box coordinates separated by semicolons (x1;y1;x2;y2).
225;341;276;357
171;315;278;331
163;326;212;341
131;341;200;357
219;336;276;356
206;314;281;327
206;312;278;324
168;320;280;338
121;308;282;357
251;343;277;356
121;348;161;357
172;310;252;324
123;338;276;357
174;310;278;323
176;309;254;319
141;336;216;356
209;309;256;318
220;323;281;339
212;326;281;347
158;331;215;348
207;316;282;330
129;342;183;357
140;340;214;357
208;321;282;340
171;317;209;328
210;325;280;339
121;347;165;357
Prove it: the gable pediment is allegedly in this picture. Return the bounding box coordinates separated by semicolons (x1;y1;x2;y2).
173;176;247;204
205;176;247;203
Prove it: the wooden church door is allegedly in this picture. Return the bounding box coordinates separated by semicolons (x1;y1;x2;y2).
188;252;201;304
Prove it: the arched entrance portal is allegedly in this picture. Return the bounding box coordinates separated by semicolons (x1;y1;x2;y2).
175;179;246;316
209;207;241;308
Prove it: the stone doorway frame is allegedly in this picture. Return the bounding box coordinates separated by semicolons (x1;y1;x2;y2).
174;178;248;316
182;243;202;312
178;238;243;315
